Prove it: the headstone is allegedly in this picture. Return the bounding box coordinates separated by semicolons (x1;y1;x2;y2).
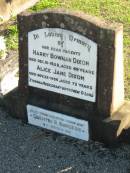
15;9;126;144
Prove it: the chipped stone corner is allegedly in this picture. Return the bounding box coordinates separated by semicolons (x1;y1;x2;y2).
0;69;19;96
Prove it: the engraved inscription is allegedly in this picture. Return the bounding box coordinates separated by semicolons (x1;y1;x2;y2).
28;28;97;102
27;105;89;141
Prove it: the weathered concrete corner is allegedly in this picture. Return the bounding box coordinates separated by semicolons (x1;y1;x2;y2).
112;101;130;137
0;51;18;96
0;0;39;24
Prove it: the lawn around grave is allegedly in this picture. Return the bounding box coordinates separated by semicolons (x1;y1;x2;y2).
5;0;130;100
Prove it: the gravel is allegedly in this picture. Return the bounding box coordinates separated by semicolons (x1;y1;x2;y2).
0;107;130;173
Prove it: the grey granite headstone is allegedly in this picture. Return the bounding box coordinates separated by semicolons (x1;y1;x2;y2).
15;9;125;144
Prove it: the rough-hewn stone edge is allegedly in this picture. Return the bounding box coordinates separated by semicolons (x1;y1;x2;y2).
19;8;123;32
111;29;124;113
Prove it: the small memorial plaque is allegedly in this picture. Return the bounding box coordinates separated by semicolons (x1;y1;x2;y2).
28;28;97;102
27;104;89;141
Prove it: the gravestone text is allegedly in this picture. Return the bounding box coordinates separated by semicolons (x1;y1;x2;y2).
28;28;97;102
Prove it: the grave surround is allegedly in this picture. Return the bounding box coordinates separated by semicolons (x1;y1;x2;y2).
7;9;128;144
0;51;18;96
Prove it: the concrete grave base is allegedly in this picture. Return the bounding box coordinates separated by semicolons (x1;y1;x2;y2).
0;51;18;96
2;89;130;146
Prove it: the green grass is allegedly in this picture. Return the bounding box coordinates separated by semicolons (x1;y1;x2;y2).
5;0;130;99
29;0;60;12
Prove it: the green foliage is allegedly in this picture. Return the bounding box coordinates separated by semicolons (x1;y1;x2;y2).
0;50;4;59
5;25;18;50
30;0;60;12
63;0;130;25
0;17;4;23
